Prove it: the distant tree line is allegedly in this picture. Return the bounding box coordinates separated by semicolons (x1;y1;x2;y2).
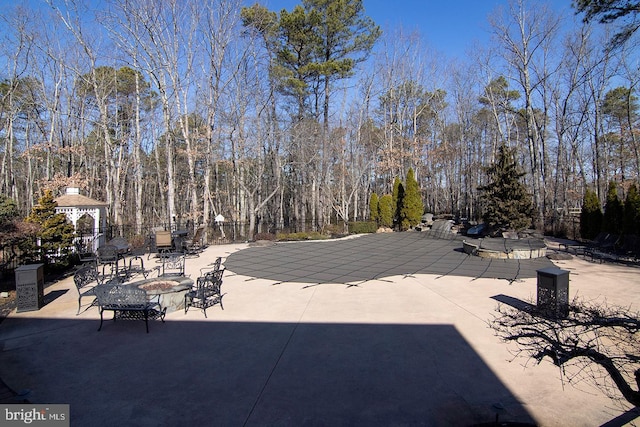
1;0;640;240
580;181;640;239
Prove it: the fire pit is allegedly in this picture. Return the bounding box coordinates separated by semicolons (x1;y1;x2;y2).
462;237;547;259
139;281;180;292
128;276;193;313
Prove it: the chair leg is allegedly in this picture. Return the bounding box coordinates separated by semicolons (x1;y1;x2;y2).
184;294;191;314
98;308;104;331
128;256;146;278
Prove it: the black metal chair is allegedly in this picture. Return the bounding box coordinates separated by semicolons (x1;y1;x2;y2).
198;256;222;278
127;237;154;279
96;244;123;280
185;268;225;318
183;225;207;255
73;266;101;315
159;252;186;277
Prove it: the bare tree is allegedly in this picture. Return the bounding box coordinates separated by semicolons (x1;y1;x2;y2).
198;0;243;228
490;0;560;231
546;20;596;233
0;6;34;205
583;27;619;199
108;0;185;229
489;0;562;229
448;60;485;220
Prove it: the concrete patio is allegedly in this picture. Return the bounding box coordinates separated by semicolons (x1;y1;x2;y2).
0;232;638;426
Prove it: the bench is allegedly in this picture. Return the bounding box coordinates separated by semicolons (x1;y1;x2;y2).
559;232;618;256
585;234;640;264
94;284;166;333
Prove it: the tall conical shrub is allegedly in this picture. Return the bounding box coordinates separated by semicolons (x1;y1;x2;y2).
603;181;623;235
623;183;640;235
580;188;603;240
400;168;423;230
369;192;380;224
392;176;403;228
378;194;394;228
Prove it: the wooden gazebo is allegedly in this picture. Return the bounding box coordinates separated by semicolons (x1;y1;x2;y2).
55;187;108;252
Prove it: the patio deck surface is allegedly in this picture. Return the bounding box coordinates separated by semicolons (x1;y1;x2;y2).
0;232;638;426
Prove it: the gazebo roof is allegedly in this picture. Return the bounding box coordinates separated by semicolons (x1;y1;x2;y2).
55;187;108;207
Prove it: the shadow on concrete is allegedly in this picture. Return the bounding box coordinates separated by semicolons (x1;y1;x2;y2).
0;316;536;426
490;294;536;311
600;408;640;427
42;289;68;307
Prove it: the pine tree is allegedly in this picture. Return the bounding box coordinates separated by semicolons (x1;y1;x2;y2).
400;168;423;230
0;194;18;230
623;183;640;235
26;190;76;264
369;192;379;224
603;181;623;235
0;194;21;247
478;144;533;233
580;188;603;240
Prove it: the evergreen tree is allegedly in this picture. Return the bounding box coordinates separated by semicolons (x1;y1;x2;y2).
378;194;394;228
0;194;18;230
478;144;533;232
580;188;603;239
399;168;423;230
369;192;379;224
241;0;380;122
25;190;76;264
392;176;404;229
603;181;623;234
575;0;640;48
623;183;640;235
0;194;21;247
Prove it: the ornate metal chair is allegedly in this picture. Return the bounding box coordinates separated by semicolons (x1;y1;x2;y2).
198;256;222;278
126;236;154;279
73;266;101;315
96;244;123;281
159;253;186;277
185;268;225;318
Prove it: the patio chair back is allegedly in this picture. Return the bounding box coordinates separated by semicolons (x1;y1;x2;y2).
155;230;173;252
199;256;222;277
96;244;124;280
97;245;119;263
160;253;186;277
184;225;206;254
